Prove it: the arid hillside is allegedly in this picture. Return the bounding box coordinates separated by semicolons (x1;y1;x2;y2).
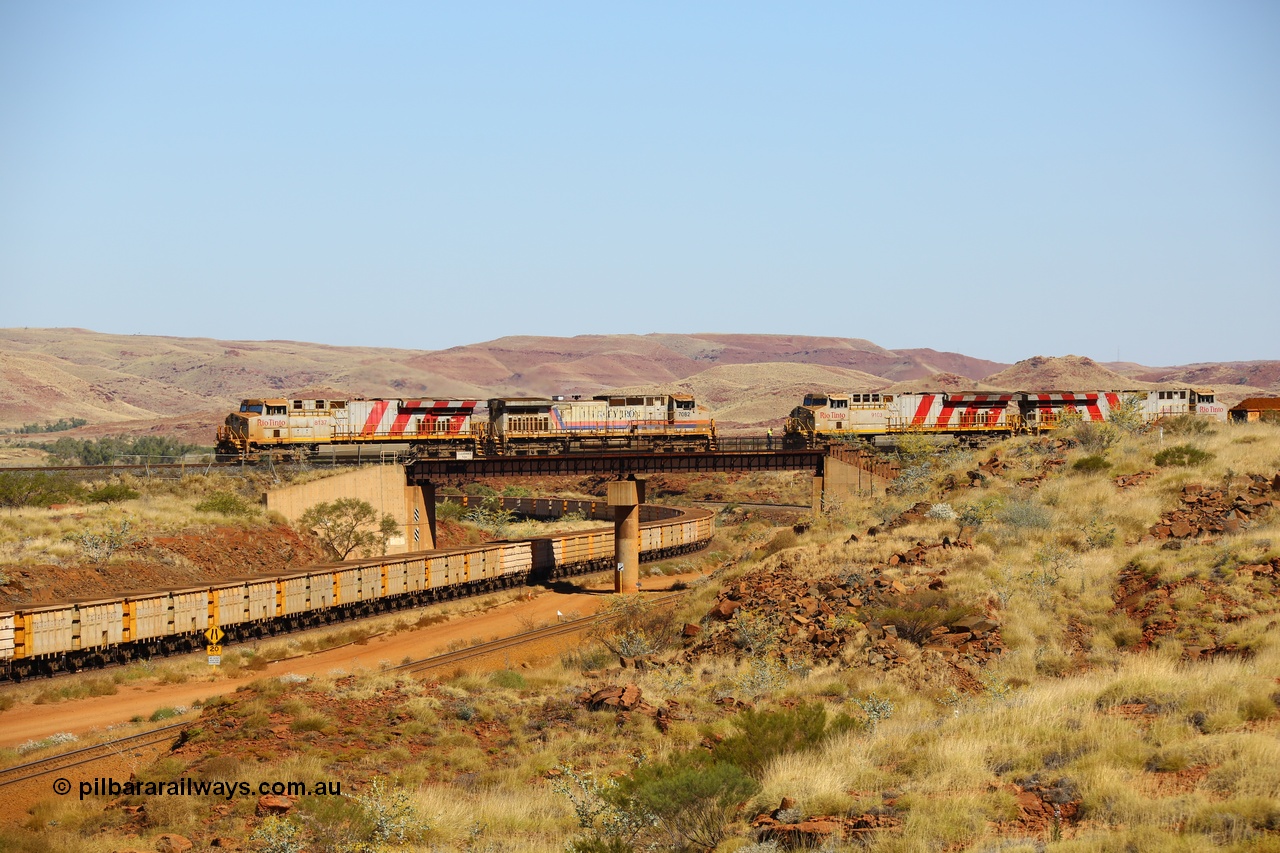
1;328;1276;443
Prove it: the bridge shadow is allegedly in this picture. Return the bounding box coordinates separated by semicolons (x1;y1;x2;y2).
534;575;693;596
535;578;618;596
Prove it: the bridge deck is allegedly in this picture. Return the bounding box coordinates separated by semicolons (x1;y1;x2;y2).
406;448;825;481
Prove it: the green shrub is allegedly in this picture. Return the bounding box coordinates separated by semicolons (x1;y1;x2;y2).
1159;414;1213;436
436;500;467;520
86;483;140;503
148;706;184;722
590;596;680;658
45;434;208;465
1069;421;1119;453
64;521;137;564
758;529;798;557
194;491;255;516
998;499;1053;531
1080;513;1118;549
1072;454;1112;474
711;702;853;779
958;497;1002;529
251;816;305;853
354;778;424;844
1154;444;1213;467
491;670;527;690
0;471;82;510
609;754;758;850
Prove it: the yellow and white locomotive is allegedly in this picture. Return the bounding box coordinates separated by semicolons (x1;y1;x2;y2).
487;393;715;455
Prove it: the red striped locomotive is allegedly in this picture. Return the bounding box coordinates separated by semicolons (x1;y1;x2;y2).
217;398;481;461
216;393;716;461
785;388;1226;448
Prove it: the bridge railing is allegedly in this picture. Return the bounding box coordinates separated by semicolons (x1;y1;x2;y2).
715;436;782;452
826;444;901;480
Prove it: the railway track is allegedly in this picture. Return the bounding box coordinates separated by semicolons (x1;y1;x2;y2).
0;462;246;477
693;500;812;512
391;589;692;677
0;722;189;790
0;586;700;791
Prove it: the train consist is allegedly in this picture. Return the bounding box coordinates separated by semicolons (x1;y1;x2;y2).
216;385;1229;461
785;388;1226;448
216;394;715;461
0;504;712;681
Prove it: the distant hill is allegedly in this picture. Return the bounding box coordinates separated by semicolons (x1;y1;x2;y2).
610;362;889;429
981;355;1157;392
0;328;1275;442
981;355;1271;408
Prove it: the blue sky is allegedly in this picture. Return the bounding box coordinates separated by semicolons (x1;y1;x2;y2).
2;2;1277;366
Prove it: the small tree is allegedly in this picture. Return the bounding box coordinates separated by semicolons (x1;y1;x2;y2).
590;596;681;658
0;471;81;512
1109;393;1147;433
299;498;400;559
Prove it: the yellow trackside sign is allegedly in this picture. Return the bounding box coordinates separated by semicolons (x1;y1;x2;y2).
206;644;223;656
205;626;225;644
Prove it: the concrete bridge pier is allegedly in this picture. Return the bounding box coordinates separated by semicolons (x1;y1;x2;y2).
608;476;645;593
412;480;436;550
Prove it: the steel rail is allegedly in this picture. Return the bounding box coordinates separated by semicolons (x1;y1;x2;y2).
0;590;698;783
0;722;190;788
391;589;691;677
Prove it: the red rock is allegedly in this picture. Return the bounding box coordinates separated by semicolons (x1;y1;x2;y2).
257;794;293;815
709;599;741;620
155;835;193;853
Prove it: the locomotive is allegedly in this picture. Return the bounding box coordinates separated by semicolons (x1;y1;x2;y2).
785;388;1227;448
487;393;714;455
215;393;716;460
